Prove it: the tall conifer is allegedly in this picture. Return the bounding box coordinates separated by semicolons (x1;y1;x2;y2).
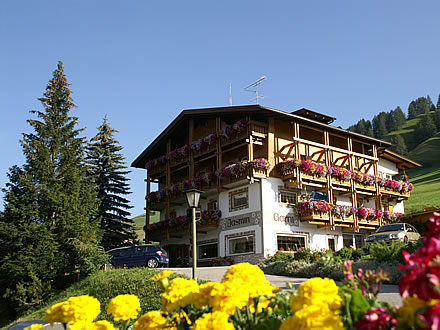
0;62;100;313
86;117;136;250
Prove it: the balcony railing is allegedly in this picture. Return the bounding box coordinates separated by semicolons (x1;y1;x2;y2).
147;159;270;205
147;210;221;237
276;160;413;197
297;201;403;228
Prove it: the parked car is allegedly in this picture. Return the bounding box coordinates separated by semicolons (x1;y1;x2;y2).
366;223;421;244
108;245;169;268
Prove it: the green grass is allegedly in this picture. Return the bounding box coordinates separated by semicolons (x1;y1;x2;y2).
3;267;177;329
132;211;160;242
401;132;440;214
381;113;440;215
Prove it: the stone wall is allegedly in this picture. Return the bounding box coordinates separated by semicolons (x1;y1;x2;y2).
230;253;264;265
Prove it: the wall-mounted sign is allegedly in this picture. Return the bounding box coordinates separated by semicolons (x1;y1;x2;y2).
220;211;261;230
273;213;299;226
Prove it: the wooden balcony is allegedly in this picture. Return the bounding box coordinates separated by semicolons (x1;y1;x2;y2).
358;219;380;230
169;154;190;168
333;214;355;227
299;210;330;222
379;187;410;198
252;167;269;179
355;182;377;192
301;173;327;185
330;177;351;188
221;129;247;147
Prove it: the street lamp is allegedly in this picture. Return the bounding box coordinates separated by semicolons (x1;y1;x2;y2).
185;189;202;280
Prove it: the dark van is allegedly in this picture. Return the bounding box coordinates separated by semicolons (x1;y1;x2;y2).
108;245;169;268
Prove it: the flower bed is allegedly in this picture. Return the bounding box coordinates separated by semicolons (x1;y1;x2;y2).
38;215;440;329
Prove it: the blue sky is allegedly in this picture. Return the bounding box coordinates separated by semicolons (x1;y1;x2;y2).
1;1;439;217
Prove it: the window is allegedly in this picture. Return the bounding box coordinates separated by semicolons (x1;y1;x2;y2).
229;188;249;211
208;200;218;211
199;243;218;259
343;234;364;248
328;238;336;251
279;188;297;206
277;235;306;252
229;235;254;254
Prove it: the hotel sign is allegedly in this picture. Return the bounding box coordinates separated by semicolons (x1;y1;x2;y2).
220;211;261;230
273;213;299;226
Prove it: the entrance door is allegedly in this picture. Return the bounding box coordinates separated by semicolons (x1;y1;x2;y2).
167;245;190;267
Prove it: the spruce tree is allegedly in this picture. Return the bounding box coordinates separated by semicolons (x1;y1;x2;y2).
372;112;388;139
414;112;437;144
86;116;136;250
0;62;101;313
437;94;440;109
388;134;408;156
408;102;417;119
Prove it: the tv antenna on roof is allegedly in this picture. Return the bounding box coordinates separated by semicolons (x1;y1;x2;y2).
244;75;267;104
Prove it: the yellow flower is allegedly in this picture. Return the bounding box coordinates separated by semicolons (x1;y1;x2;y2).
133;311;175;330
193;282;217;309
107;294;141;321
222;263;276;298
24;324;43;330
151;270;173;282
190;311;234;330
172;311;192;325
45;295;101;325
161;277;200;313
68;320;118;330
206;263;277;315
397;295;438;328
290;277;342;312
248;296;272;314
209;281;249;314
281;303;344;330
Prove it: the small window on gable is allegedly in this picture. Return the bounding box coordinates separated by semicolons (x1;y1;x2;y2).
229;188;249;211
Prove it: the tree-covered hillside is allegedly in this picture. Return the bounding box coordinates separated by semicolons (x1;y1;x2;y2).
348;94;440;214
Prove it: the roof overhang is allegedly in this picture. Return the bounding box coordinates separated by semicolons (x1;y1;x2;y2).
378;149;422;170
132;104;392;169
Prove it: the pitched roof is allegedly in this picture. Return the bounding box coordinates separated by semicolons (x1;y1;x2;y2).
377;149;422;170
132;104;391;168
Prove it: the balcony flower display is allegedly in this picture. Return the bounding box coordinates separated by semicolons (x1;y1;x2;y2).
168;145;191;162
299;160;327;177
276;159;301;176
332;204;356;218
251;158;271;169
191;133;217;152
298;200;332;214
328;166;352;181
201;209;222;222
146;155;167;170
216;160;250;179
383;211;403;222
352;171;376;186
221;119;247;138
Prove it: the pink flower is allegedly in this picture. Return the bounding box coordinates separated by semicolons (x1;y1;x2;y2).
356;307;396;330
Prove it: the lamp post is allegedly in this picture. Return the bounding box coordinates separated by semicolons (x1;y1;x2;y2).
185;189;202;280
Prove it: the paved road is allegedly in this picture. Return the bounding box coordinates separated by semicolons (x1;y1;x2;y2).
164;266;402;306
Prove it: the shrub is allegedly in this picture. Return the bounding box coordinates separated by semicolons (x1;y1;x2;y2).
6;267;181;326
335;247;354;261
261;251;294;265
293;248;313;263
